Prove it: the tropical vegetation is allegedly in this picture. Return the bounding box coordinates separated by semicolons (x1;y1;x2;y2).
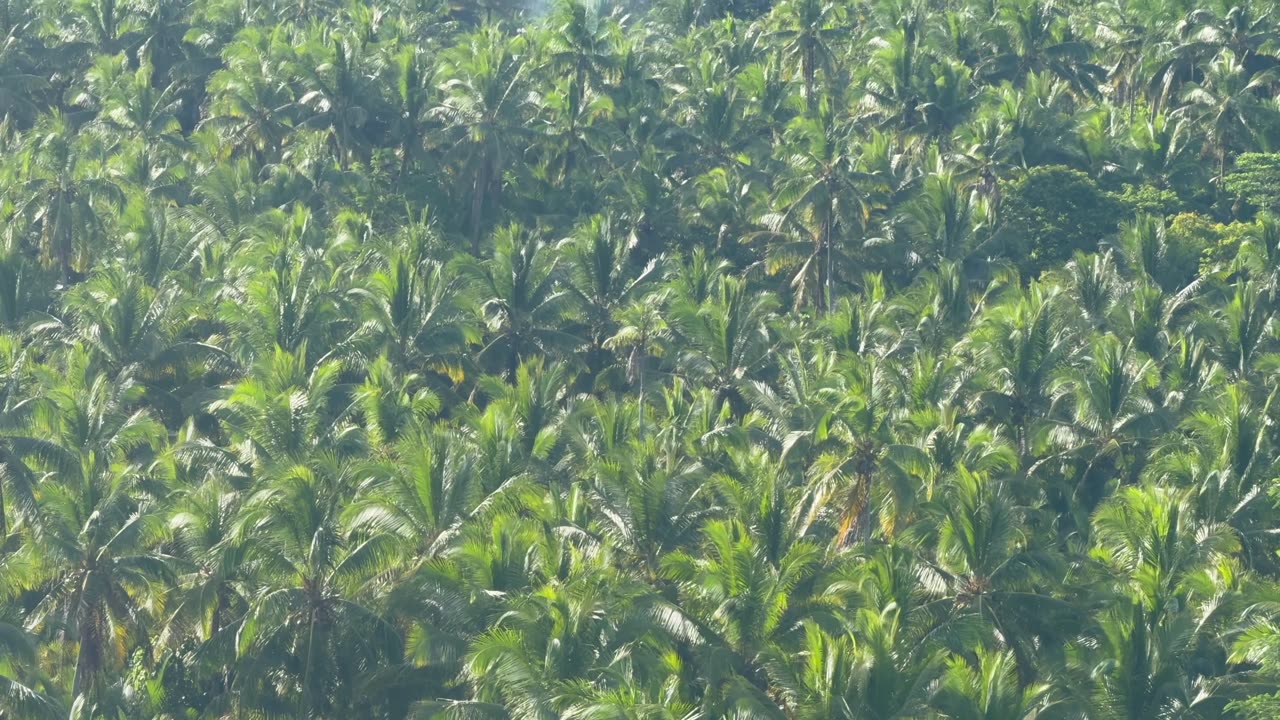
2;0;1280;717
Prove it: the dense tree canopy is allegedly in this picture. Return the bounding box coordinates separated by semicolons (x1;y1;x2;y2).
2;0;1280;718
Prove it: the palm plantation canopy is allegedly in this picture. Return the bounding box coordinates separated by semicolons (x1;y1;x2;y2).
5;0;1280;717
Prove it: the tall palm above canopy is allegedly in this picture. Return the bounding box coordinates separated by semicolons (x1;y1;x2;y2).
201;27;297;166
1176;51;1277;188
985;0;1105;97
542;0;618;186
760;109;869;314
432;26;534;254
293;32;378;168
768;0;851;117
12;113;124;278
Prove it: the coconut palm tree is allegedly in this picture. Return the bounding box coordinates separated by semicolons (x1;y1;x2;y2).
1042;333;1160;514
671;276;778;417
390;45;432;180
1088;486;1243;719
967;282;1076;469
432;27;534;253
12;113;124;277
1177;52;1277;188
294;33;377;168
560;215;663;378
18;366;172;700
0;338;75;543
351;249;477;384
759;112;869;313
472;223;578;379
661;518;843;718
768;0;850;116
0;1;1277;716
230;455;404;718
202;28;297;165
542;0;617;186
932;649;1059;720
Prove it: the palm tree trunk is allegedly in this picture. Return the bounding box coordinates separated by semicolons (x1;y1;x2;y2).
803;46;816;116
399;135;413;180
72;595;99;698
564;72;581;186
508;329;521;380
53;196;71;280
1218;145;1227;195
820;198;834;315
824;220;832;314
563;137;575;188
301;608;318;718
470;160;490;256
637;341;645;440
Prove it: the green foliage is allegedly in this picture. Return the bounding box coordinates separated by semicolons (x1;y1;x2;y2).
1161;213;1221;285
0;0;1277;718
1234;693;1280;720
1225;152;1280;215
1119;183;1184;218
1000;166;1126;277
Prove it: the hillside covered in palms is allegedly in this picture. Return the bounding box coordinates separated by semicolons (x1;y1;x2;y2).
5;0;1280;717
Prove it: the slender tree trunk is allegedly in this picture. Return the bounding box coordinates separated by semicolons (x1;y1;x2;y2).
563;134;575;188
855;472;873;541
0;473;6;542
636;330;646;440
803;46;816;116
508;328;521;380
564;72;581;187
470;160;490;256
72;588;98;699
301;607;318;719
819;195;834;314
824;218;832;314
52;195;71;280
1218;144;1227;194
